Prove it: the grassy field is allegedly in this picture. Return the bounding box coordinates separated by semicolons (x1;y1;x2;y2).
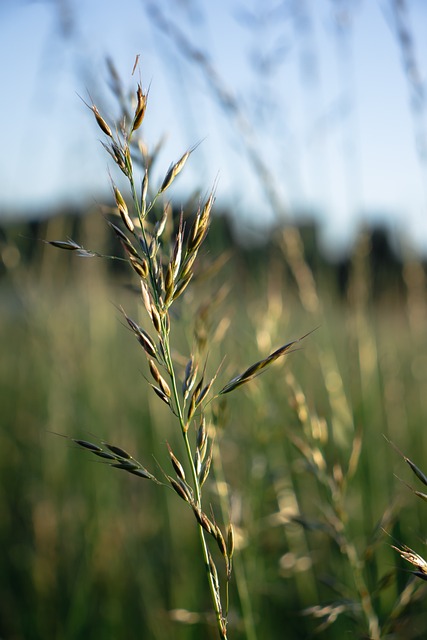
1;211;427;640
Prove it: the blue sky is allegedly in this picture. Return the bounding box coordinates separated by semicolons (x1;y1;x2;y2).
1;0;427;255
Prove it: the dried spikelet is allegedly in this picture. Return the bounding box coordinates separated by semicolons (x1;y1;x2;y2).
199;191;215;231
163;310;171;335
192;506;214;534
227;524;235;560
104;141;126;173
50;242;97;257
132;83;147;132
164;264;174;306
196;381;213;408
150;303;162;334
219;330;314;395
405;457;427;487
154;204;169;239
194;448;201;475
136;329;157;360
195;364;221;410
91;104;112;137
72;436;158;482
129;255;149;279
114;185;134;232
47;239;85;252
149;359;171;398
187;393;197;422
124;144;133;175
191;375;204;410
103;442;132;459
160;150;191;193
392;542;427;579
171;215;184;279
386;437;427;486
140;280;153;316
135;327;157;358
140;168;149;215
172;273;193;302
130;468;156;480
94;450;118;461
111;460;139;471
180;251;198;281
188;193;214;252
121;309;158;359
167;442;186;481
169;476;192;503
196;418;208;459
208;552;220;590
108;221;139;258
214;525;227;558
183;356;198;401
73;439;103;452
150;384;171;406
199;440;213;487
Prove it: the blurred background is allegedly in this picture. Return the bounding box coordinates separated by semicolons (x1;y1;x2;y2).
2;1;427;639
2;0;427;253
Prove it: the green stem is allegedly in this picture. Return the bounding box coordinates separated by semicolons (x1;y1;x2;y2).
126;154;227;639
162;330;227;640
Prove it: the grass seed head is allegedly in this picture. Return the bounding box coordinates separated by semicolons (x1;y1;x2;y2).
92;105;112;137
215;525;227;558
159;150;191;193
169;476;192;503
73;439;103;452
183;356;198;401
114;186;134;233
199;442;213;487
227;524;235;559
103;443;133;459
149;359;171;397
129;255;149;279
132;83;147;132
150;384;171;406
196;417;208;457
167;442;186;481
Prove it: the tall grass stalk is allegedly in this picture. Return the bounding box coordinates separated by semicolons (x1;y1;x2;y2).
47;62;306;639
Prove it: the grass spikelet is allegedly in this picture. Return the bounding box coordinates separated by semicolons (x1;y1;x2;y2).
91;104;112;137
114;185;134;232
73;439;103;452
169;476;193;503
160;151;191;193
391;542;427;579
132;83;148;132
183;356;198;401
386;436;427;487
219;335;304;395
103;443;132;459
167;442;186;482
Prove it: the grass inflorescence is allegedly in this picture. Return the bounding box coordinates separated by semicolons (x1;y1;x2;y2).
46;60;308;639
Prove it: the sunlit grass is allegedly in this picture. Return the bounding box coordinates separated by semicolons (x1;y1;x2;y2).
2;216;427;639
